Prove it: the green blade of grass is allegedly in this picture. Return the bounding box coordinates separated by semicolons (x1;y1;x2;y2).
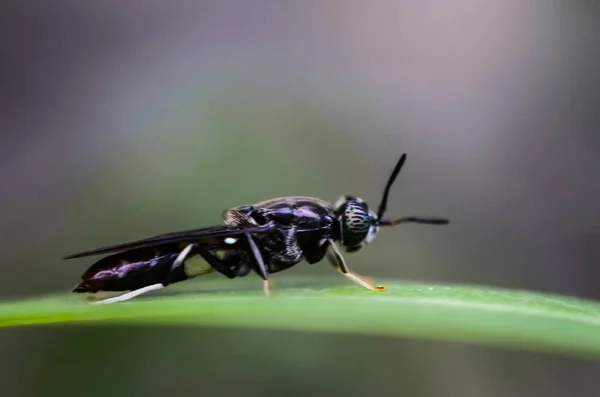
1;277;600;361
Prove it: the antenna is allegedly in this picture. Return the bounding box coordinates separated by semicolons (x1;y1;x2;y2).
376;154;407;222
378;216;449;226
375;154;449;226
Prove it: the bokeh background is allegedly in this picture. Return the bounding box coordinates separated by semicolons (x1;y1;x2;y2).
2;1;600;396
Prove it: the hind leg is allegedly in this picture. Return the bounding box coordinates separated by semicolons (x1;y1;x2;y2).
91;283;165;305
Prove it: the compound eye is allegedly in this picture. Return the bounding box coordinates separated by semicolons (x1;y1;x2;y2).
341;202;372;247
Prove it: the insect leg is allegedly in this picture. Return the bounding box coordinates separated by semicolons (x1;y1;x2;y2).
171;243;195;270
91;283;165;305
326;240;385;292
195;248;238;279
245;232;271;296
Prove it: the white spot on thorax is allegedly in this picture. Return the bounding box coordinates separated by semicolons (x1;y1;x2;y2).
224;237;237;245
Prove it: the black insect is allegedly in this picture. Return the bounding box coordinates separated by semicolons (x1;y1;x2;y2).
65;153;449;304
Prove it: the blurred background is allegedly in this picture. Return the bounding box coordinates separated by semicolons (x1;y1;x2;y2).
2;1;600;396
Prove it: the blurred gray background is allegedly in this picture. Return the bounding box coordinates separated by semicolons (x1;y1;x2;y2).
1;1;600;396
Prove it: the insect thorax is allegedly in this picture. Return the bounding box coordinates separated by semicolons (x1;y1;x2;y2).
221;198;336;273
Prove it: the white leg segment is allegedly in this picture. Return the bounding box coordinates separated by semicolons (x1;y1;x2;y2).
91;283;165;305
171;244;194;270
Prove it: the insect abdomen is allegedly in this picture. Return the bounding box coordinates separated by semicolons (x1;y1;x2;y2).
72;245;187;293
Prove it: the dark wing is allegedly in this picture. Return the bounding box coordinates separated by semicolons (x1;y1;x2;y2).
63;223;277;259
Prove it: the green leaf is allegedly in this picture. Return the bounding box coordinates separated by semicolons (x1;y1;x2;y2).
2;277;600;361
